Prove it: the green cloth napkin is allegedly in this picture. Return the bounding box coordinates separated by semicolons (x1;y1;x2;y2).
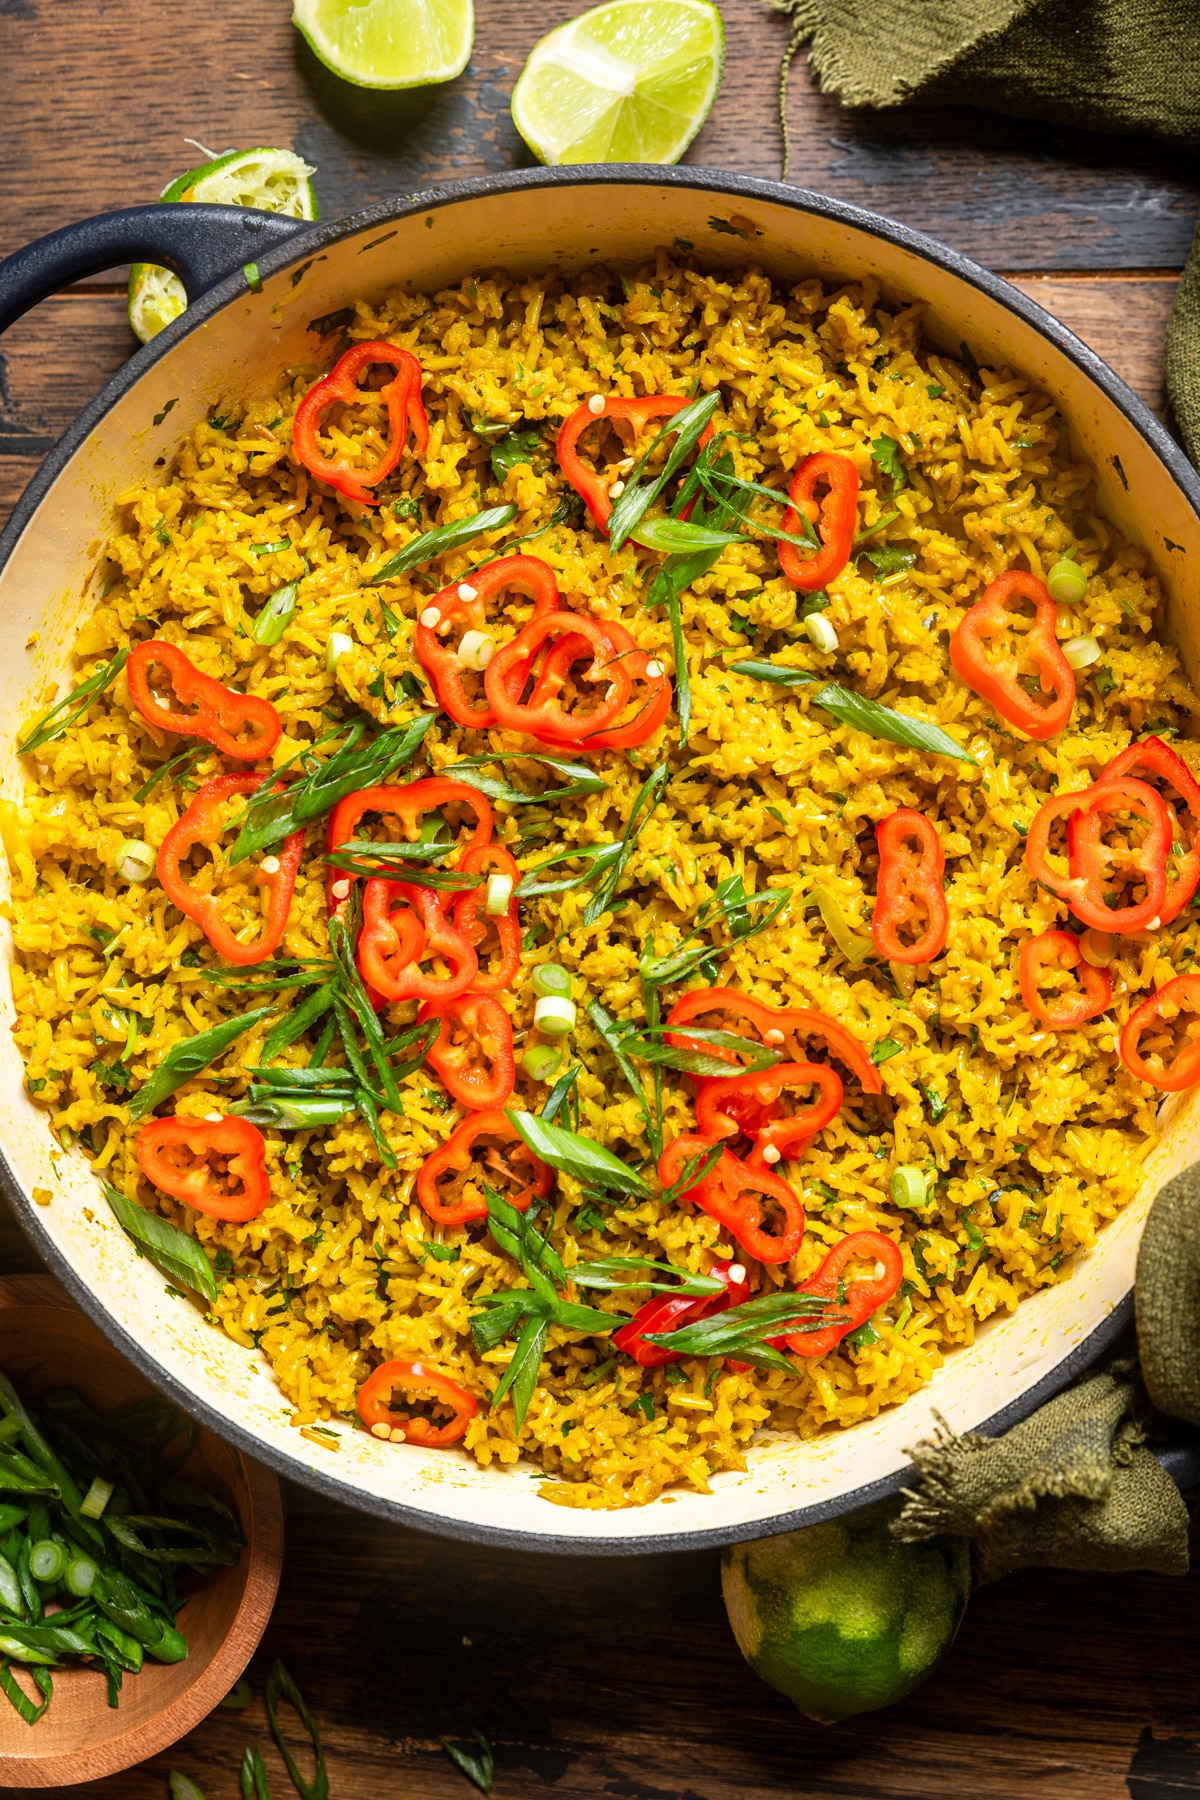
766;0;1200;462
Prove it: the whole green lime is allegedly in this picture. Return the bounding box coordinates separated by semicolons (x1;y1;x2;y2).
721;1502;971;1723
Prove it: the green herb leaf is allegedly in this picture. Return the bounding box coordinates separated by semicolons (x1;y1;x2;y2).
639;875;791;988
871;1038;904;1064
732;666;977;763
133;743;207;804
621;1026;781;1078
259;982;337;1064
240;1745;271;1800
505;1111;653;1198
586;1000;653;1140
490;427;542;482
582;763;669;925
127;1006;273;1121
442;753;606;805
728;660;815;687
567;1256;724;1297
870;435;908;490
103;1185;220;1303
19;649;129;756
645;1291;841;1367
439;1727;494;1795
365;506;517;586
514;840;622;899
657;1139;728;1206
251;580;299;647
607;391;723;552
491;1313;550;1430
865;546;916;578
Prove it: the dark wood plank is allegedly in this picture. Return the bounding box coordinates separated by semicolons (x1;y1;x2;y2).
0;0;1197;272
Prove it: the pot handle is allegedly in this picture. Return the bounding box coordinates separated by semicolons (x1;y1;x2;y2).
0;205;310;336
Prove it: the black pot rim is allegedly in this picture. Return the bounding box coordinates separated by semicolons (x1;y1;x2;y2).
0;164;1185;1554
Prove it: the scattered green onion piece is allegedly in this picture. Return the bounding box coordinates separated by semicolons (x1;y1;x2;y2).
458;629;495;671
485;873;513;916
326;631;353;673
79;1476;114;1520
114;839;155;882
804;614;838;653
532;963;572;999
521;1044;562;1081
534;996;576;1037
252;580;300;647
890;1166;927;1210
29;1539;67;1584
1063;634;1101;670
1047;558;1087;605
1079;928;1116;968
64;1554;99;1598
812;884;874;965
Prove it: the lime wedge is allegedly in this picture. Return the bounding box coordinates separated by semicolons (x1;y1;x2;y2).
511;0;724;166
292;0;474;89
128;148;318;345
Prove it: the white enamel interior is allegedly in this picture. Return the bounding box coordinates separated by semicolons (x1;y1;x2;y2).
3;176;1200;1550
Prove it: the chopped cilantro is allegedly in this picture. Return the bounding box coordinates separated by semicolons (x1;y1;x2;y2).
871;1037;904;1064
870;435;907;490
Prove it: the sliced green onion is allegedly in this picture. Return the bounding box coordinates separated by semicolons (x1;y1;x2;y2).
80;1476;114;1519
1063;634;1101;670
458;630;495;671
326;631;354;672
804;614;839;653
64;1554;99;1598
252;579;299;647
534;996;576;1037
1079;928;1116;967
1047;558;1087;605
29;1539;67;1583
485;873;513;916
532;962;572;999
114;838;155;882
812;884;874;965
890;1166;927;1210
521;1044;562;1081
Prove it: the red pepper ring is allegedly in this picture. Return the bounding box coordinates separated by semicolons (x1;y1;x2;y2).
1026;776;1172;934
1018;930;1112;1029
1120;974;1200;1093
664;988;882;1096
415;1107;552;1226
555;395;716;532
777;452;860;593
613;1261;752;1368
127;640;281;763
357;1359;477;1448
658;1134;807;1266
326;776;494;915
136;1115;271;1223
949;569;1075;740
484;610;634;743
694;1063;843;1148
1098;736;1200;926
292;341;429;507
778;1231;904;1358
451;843;522;994
527;619;671;751
157;773;304;967
414;555;561;732
358;879;478;1004
418;991;516;1112
871;808;949;966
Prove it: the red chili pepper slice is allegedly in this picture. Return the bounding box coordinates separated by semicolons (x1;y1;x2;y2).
949;569;1075;739
136;1115;270;1223
871;809;949;965
157;773;304;966
694;1063;843;1150
127;641;281;763
664;988;881;1095
418;991;516;1111
778;1231;904;1358
450;844;522;994
358;879;477;1004
356;1359;477;1448
414;555;560;731
1098;736;1200;925
326;777;493;915
777;452;859;592
1026;776;1172;933
416;1107;552;1226
658;1134;806;1265
613;1261;751;1368
292;341;428;507
484;610;634;743
555;395;715;532
1120;974;1200;1092
526;618;671;751
1018;930;1112;1029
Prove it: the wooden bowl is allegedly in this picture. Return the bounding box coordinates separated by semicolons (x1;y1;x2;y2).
0;1275;284;1788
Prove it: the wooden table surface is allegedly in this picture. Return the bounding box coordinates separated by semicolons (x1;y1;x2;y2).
3;2;1200;1795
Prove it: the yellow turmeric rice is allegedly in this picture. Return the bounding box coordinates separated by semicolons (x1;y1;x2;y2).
5;254;1194;1509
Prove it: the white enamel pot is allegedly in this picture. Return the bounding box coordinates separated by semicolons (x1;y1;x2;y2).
2;168;1198;1553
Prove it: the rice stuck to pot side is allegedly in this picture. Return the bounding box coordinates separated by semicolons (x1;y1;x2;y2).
5;255;1192;1510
